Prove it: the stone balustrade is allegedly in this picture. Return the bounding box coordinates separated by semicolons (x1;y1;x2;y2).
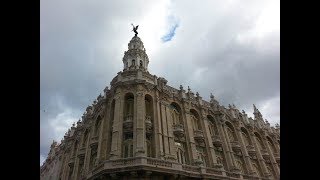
84;156;274;180
90;136;99;146
212;135;223;147
173;124;185;137
230;141;242;152
193;130;205;142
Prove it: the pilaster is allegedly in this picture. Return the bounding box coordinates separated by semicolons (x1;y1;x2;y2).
135;90;146;157
110;91;124;160
184;111;198;163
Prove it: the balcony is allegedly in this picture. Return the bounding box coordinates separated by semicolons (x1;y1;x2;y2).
77;147;86;157
193;130;205;143
230;141;241;152
123;115;133;132
68;156;75;166
90;136;99;147
246;145;256;156
145;115;153;134
212;135;222;147
173;124;185;138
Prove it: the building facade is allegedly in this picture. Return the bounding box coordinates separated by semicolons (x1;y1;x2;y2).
40;34;280;180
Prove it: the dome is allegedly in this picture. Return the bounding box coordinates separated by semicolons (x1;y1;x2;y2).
128;35;145;51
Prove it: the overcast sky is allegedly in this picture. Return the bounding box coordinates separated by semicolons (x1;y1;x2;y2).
40;0;279;166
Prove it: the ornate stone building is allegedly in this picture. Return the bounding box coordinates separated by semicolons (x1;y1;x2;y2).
40;34;280;180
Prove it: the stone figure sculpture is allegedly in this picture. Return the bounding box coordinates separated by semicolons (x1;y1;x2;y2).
131;23;139;36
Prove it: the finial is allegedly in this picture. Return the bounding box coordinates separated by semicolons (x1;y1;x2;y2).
242;110;246;114
228;104;232;109
72;122;75;127
196;92;199;97
188;86;191;92
104;86;109;93
232;104;236;108
210;93;214;99
179;85;183;90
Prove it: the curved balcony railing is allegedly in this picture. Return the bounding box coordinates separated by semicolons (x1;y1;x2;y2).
212;135;222;147
123;115;133;132
193;130;205;142
230;141;241;152
246;145;256;156
173;124;185;138
90;136;99;147
261;149;270;159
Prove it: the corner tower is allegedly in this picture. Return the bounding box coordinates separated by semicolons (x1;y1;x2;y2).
123;35;149;71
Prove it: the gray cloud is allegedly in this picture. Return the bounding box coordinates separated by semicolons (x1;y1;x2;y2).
40;0;279;165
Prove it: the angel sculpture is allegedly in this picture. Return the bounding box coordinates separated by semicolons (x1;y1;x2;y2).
131;23;139;36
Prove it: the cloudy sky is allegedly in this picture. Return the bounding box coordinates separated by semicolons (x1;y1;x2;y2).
40;0;279;166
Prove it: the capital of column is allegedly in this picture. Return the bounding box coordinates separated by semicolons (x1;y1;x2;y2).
136;91;144;97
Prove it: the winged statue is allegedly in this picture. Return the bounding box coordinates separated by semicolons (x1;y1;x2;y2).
131;23;139;36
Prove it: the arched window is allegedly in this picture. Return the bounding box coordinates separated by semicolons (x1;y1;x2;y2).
140;60;143;67
132;59;135;66
196;146;207;166
252;163;262;177
267;166;274;178
125;94;134;117
94;116;102;137
73;141;78;156
146;140;152;157
107;100;115;159
226;127;235;142
236;160;244;174
145;95;155;158
267;137;277;154
207;115;219;135
175;142;187;164
89;146;97;170
170;103;182;125
82;131;88;147
241;128;251;146
190;109;201;130
123;140;133;158
255;133;264;150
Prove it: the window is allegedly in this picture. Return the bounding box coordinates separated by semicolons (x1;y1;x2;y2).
132;60;135;66
140;60;143;67
123;140;133;158
227;127;235;142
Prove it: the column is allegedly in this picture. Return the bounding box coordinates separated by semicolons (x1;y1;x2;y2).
160;101;170;158
234;127;254;174
97;107;107;164
110;91;124;160
264;137;280;178
165;104;176;160
154;95;164;159
72;148;80;180
84;130;92;173
184;111;198;163
216;120;234;170
99;103;110;161
250;132;270;178
202;117;218;167
135;91;146;157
